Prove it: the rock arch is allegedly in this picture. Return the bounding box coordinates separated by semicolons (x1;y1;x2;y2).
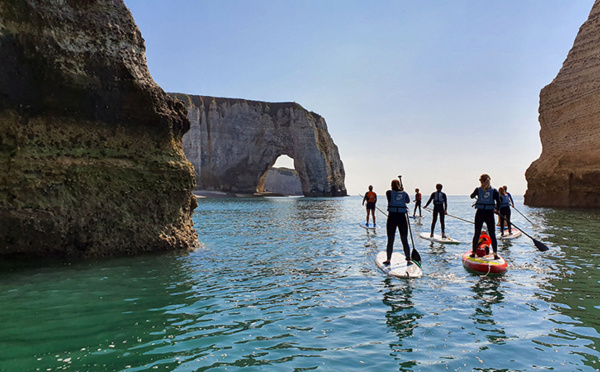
172;94;347;197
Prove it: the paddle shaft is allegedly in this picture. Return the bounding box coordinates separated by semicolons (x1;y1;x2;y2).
424;207;474;225
497;212;549;251
513;205;535;226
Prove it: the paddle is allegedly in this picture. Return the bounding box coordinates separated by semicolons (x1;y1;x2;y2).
399;175;422;265
498;213;549;252
424;207;474;225
512;205;535;226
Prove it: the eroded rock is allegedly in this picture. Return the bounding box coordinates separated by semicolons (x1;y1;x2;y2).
525;2;600;208
0;0;198;258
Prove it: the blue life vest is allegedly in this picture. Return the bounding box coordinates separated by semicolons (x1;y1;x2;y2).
499;194;511;209
388;190;408;213
433;191;444;205
476;187;496;210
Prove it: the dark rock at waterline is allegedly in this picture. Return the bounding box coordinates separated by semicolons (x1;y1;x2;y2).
0;0;198;258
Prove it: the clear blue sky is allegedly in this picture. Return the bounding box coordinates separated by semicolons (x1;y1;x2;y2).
124;0;594;196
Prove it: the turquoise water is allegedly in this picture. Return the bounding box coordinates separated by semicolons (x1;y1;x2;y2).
1;196;599;371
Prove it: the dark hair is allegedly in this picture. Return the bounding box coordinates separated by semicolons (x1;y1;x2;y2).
436;183;443;191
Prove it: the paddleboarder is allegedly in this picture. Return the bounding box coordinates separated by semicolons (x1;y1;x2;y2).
498;187;513;236
383;179;411;266
423;183;448;239
413;188;422;217
470;174;500;259
362;185;377;227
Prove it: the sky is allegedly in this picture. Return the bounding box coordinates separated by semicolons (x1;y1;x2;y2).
124;0;594;196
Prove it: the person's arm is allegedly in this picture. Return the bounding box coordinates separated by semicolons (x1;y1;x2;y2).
405;192;410;204
443;192;448;212
508;193;514;206
362;192;367;205
374;194;377;204
494;189;501;210
423;193;434;208
386;190;392;203
470;188;478;199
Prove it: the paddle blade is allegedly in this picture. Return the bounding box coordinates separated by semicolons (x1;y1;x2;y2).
411;248;422;264
533;239;549;252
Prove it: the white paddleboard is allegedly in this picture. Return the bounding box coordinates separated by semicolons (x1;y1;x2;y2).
375;251;423;278
497;227;522;240
359;222;378;230
419;232;461;244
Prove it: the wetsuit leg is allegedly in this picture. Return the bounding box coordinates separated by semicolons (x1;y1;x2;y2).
484;210;498;253
472;209;485;251
437;205;446;234
504;208;511;234
431;209;439;235
398;213;411;261
386;214;399;261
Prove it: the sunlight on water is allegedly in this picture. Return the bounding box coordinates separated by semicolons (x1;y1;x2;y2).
0;196;599;371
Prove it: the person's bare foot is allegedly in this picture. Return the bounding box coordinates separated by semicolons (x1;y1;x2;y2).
383;260;390;265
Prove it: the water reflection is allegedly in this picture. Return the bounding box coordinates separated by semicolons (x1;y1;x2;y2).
532;208;600;368
382;280;422;370
469;278;507;345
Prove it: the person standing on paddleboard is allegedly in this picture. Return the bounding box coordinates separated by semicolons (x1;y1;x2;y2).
470;174;500;259
384;179;411;265
362;185;377;226
498;187;513;236
423;183;448;239
413;188;422;217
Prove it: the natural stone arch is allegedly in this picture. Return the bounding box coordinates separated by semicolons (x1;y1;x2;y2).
172;94;347;197
256;155;302;195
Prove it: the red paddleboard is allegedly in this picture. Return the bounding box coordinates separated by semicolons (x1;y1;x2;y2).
462;251;507;275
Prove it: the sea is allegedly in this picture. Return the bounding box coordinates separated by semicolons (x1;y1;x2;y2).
1;195;599;371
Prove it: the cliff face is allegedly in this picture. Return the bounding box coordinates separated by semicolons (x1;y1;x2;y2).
262;167;303;196
525;1;600;208
171;94;347;197
0;0;198;258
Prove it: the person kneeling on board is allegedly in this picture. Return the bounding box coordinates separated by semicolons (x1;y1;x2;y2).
475;230;492;257
470;173;500;259
384;179;412;266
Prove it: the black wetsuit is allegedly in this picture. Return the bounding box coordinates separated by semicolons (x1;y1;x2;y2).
413;192;422;216
470;187;500;254
386;190;411;262
424;191;447;236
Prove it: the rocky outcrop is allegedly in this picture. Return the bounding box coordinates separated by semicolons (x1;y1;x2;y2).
0;0;198;258
261;167;303;196
525;2;600;208
171;94;347;197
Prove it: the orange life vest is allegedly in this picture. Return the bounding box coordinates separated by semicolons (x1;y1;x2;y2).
366;191;376;203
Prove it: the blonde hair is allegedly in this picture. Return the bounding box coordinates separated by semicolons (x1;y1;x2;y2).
479;174;491;190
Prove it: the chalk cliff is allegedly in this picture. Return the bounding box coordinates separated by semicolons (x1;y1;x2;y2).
172;94;347;197
262;167;303;196
525;1;600;208
0;0;198;258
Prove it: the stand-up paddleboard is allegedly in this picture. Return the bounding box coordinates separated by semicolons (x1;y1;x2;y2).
419;232;461;244
359;222;378;230
462;250;507;275
496;227;522;240
375;251;422;278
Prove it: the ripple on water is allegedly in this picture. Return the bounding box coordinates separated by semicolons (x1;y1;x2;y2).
0;196;599;371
